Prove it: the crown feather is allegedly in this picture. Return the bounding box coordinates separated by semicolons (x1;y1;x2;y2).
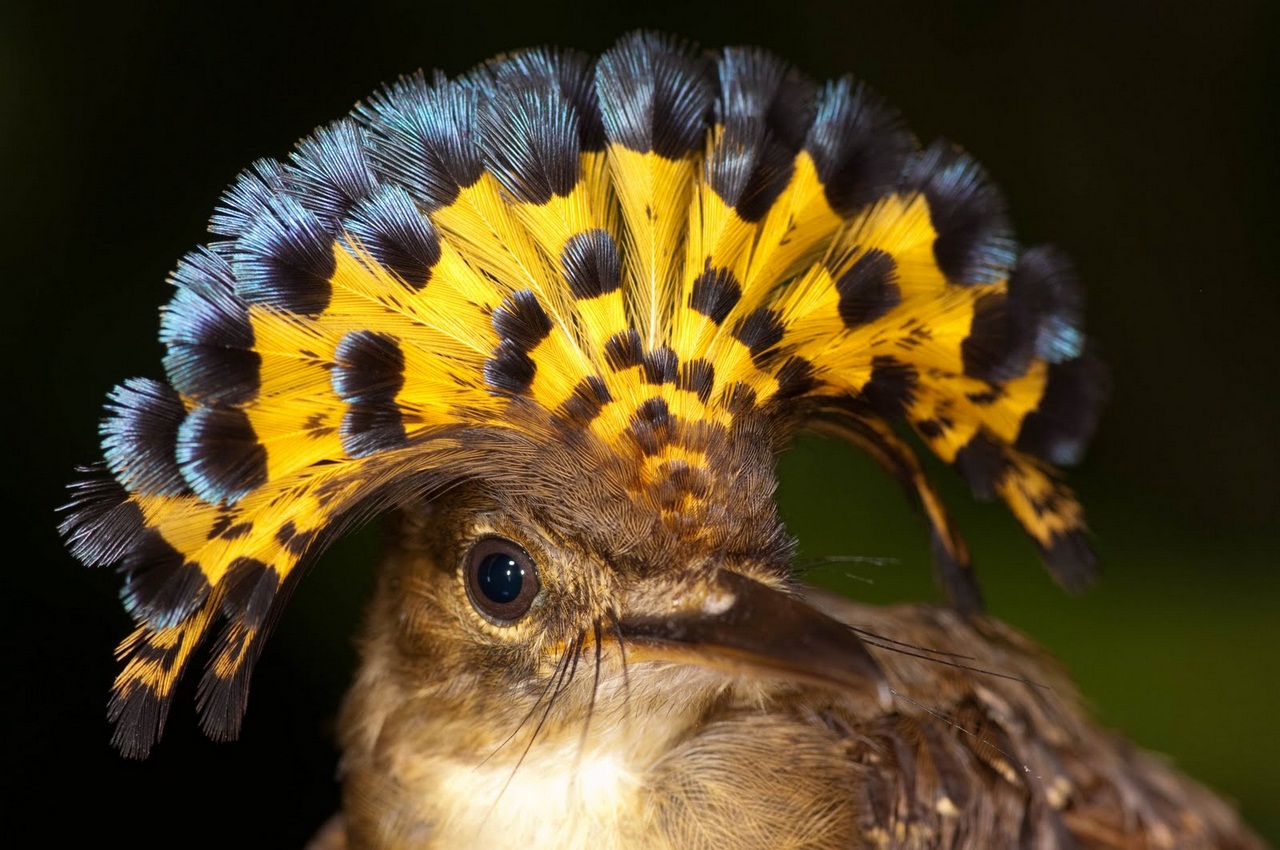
62;31;1106;755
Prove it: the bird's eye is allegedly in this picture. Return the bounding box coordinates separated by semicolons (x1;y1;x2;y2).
464;537;540;624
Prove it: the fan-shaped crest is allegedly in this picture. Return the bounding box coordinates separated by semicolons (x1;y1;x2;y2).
62;31;1105;757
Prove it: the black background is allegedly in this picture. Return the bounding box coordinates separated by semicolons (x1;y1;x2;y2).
5;1;1277;845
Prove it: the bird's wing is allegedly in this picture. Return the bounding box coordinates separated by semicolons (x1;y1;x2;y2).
802;588;1264;850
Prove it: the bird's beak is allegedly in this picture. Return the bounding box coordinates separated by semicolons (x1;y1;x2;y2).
614;571;892;710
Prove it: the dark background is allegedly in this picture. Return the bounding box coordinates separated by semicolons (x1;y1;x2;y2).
5;1;1277;844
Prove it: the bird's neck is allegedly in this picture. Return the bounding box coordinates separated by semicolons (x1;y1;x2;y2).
340;662;727;849
426;721;656;848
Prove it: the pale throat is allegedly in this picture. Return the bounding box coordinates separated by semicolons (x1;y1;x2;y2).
418;668;719;849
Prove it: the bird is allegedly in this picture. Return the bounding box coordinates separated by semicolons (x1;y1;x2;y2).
61;31;1264;849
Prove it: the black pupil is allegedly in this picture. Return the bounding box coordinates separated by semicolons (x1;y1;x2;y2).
476;552;524;604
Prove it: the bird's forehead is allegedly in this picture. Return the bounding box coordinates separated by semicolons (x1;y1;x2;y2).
467;411;793;574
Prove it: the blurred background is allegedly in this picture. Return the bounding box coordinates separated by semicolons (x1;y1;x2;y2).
4;0;1276;844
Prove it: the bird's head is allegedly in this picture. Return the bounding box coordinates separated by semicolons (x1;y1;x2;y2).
331;414;906;846
61;32;1105;778
337;414;889;770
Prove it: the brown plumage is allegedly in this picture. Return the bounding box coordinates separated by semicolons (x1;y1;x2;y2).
310;479;1262;849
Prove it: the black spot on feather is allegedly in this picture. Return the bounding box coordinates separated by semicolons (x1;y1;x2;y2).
970;388;1003;407
688;264;741;325
642;345;678;384
805;76;912;216
562;229;621;298
855;356;918;422
176;407;268;504
233;193;337;316
961;291;1029;384
709;48;816;221
834;249;901;329
357;72;484;210
484;292;554;397
734;307;786;365
952;430;1009;500
901;141;1015;287
101;378;190;497
332;331;408;457
477;68;581;204
340;404;407;456
557;375;612;425
215;521;253;541
285;119;379;226
628;396;674;454
207;509;235;541
220;557;279;630
596;31;714;159
676;358;715;403
481;47;605;152
484;343;537;395
773;356;816;399
118;531;211;629
1016;351;1108;466
333;331;407;403
275;519;320;557
1037;528;1098;593
345;185;441;290
492;290;553;352
916;419;945;441
162;246;260;406
604;329;644;371
1007;245;1086;365
723;382;758;414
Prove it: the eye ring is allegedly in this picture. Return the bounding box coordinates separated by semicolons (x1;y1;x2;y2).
464;537;540;625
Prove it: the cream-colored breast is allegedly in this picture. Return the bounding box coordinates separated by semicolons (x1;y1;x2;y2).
428;739;646;849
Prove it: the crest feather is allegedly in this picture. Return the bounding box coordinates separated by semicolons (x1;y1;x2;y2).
62;32;1106;755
